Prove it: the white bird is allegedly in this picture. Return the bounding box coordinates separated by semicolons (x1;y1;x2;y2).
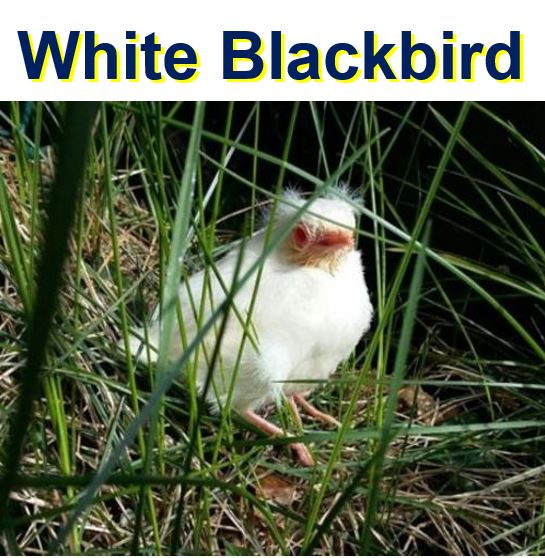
129;188;373;465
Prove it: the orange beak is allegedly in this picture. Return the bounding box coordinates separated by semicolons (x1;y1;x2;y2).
315;228;355;249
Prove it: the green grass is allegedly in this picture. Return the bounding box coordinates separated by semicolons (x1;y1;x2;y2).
0;101;544;555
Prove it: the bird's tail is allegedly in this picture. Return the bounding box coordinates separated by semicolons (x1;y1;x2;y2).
118;325;159;365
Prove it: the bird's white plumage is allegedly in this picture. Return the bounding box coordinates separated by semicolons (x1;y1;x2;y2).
130;189;373;414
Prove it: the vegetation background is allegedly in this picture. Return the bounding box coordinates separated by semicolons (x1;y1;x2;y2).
0;101;544;555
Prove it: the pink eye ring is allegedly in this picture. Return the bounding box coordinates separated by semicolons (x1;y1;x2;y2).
292;224;309;248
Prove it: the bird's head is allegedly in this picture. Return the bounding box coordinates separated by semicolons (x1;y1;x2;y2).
276;189;359;274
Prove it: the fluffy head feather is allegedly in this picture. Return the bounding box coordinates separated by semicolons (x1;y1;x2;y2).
272;187;360;273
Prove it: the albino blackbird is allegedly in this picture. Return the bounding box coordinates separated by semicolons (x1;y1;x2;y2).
129;188;373;465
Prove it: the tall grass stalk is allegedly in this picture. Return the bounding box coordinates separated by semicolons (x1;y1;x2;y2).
0;103;97;546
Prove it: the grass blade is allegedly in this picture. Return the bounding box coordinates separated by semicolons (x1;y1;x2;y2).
359;221;430;551
0;102;97;530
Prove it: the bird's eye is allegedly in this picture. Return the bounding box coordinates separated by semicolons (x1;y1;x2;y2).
292;224;309;249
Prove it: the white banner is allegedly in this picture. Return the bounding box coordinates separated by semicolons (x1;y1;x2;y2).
0;0;540;100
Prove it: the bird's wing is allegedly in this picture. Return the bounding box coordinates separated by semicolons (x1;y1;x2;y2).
126;238;264;371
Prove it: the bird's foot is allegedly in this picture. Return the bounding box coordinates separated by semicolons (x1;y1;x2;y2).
290;441;315;467
291;393;341;427
243;410;315;467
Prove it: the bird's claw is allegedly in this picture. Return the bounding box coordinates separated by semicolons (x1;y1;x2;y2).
291;393;341;428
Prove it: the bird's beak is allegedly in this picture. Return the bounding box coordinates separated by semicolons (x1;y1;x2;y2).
315;228;355;250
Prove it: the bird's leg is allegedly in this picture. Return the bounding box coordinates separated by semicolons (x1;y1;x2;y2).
243;410;315;467
291;393;341;427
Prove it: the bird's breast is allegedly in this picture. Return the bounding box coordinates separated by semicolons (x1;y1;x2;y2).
254;250;372;392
